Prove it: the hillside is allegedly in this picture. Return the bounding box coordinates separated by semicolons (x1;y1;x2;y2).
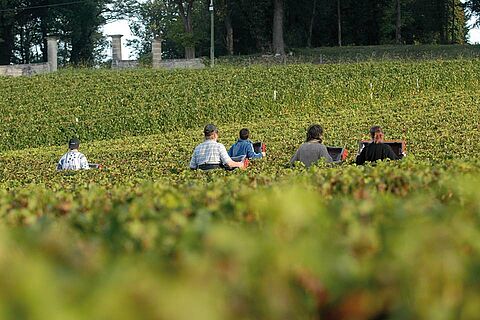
1;59;480;319
1;59;479;152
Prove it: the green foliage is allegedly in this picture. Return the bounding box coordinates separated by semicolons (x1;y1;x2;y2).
127;0;185;59
1;59;480;152
220;44;480;65
1;60;480;318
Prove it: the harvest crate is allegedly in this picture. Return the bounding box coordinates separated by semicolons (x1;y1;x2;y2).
358;140;407;159
327;146;348;163
253;142;266;154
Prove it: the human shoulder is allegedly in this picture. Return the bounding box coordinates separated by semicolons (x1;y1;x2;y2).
216;141;228;150
316;142;327;149
243;139;253;145
381;143;393;150
304;141;325;149
382;143;398;159
195;140;210;149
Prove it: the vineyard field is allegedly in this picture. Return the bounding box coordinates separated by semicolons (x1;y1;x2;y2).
1;59;480;319
0;60;479;151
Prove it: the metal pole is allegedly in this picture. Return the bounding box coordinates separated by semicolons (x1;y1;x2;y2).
210;0;214;67
337;0;342;47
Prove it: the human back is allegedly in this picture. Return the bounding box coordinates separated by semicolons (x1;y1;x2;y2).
290;124;333;167
228;128;265;160
191;139;230;167
359;143;397;162
189;124;245;171
57;138;90;170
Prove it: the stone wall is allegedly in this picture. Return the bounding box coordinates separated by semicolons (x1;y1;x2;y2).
0;63;51;77
112;60;140;69
156;58;205;70
110;35;206;71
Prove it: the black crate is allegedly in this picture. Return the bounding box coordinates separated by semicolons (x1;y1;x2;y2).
327;146;348;163
253;142;265;154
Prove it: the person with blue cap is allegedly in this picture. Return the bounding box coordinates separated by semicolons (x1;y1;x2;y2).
57;138;90;170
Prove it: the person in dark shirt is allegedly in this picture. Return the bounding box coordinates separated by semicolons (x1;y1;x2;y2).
355;126;398;165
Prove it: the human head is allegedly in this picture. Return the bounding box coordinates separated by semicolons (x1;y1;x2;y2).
239;128;249;140
306;124;324;143
68;137;80;150
204;124;218;140
369;126;384;144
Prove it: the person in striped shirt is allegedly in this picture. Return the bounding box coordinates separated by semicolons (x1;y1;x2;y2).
189;124;245;171
57;138;90;171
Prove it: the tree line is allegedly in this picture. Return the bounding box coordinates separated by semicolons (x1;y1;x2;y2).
1;0;480;65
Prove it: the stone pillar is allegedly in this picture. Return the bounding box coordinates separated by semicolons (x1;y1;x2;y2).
152;37;162;69
110;34;123;62
47;36;58;72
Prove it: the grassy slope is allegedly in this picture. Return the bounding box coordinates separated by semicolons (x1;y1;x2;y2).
1;59;480;319
0;59;479;152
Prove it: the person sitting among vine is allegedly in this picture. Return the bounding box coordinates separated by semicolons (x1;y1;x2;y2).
228;128;266;160
355;126;398;165
189;124;246;171
290;124;333;167
57;138;90;170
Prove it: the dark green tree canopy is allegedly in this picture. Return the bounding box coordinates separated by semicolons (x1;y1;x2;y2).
0;0;472;64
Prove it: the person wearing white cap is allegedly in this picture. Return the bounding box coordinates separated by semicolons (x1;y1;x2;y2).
57;138;90;170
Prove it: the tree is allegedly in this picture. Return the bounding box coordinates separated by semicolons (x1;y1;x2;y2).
175;0;196;58
0;0;21;64
337;0;342;46
307;0;317;48
0;0;120;65
465;0;480;31
272;0;284;55
58;0;107;65
396;0;401;44
127;0;169;59
218;0;233;55
467;0;480;24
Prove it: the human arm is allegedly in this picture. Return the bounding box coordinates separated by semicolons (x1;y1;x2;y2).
226;159;245;169
290;148;299;164
246;143;263;159
356;146;367;165
56;156;65;170
79;154;90;170
189;148;198;169
227;144;234;157
220;144;245;169
385;145;398;161
318;145;333;163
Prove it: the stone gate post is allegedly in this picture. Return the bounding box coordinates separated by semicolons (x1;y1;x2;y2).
47;36;58;72
110;35;123;63
152;37;162;69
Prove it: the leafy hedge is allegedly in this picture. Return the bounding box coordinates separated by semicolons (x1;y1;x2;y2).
0;60;479;151
1;171;480;319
